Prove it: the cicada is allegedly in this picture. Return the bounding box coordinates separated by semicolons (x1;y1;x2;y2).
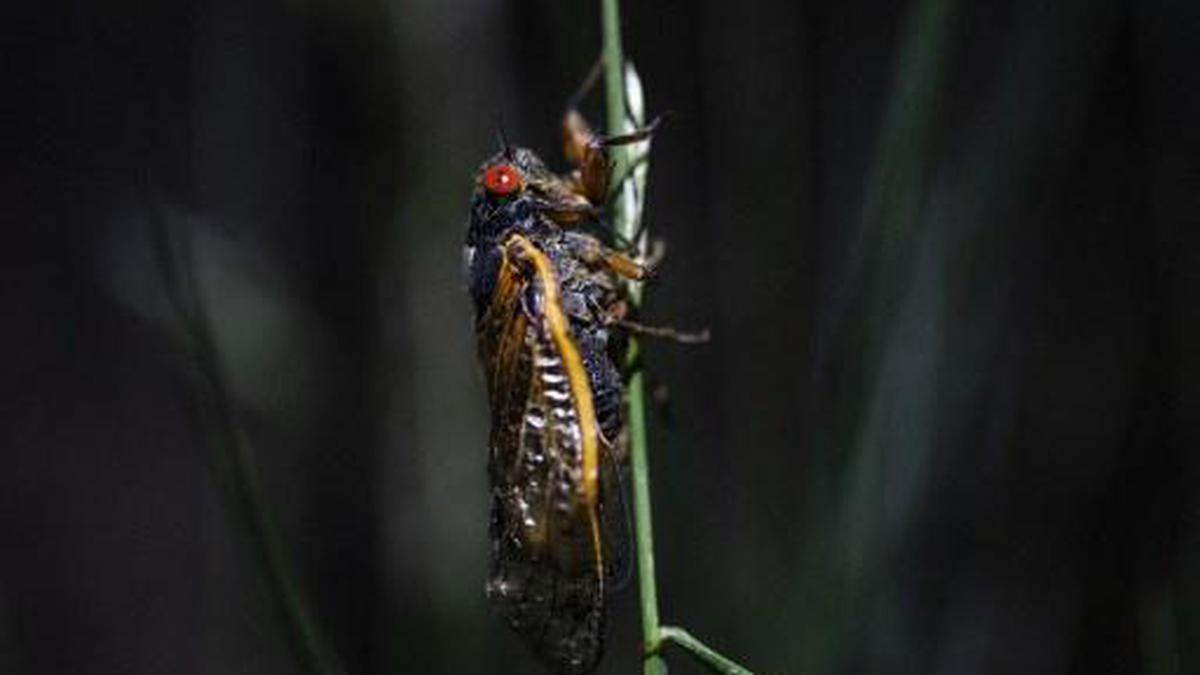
464;104;662;673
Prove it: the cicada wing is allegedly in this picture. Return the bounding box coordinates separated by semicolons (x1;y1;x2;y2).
598;438;633;592
480;242;607;674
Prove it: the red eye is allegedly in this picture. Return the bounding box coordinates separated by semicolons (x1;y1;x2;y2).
484;164;522;196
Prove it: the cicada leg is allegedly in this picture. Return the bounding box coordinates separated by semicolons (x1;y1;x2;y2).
611;318;710;344
562;109;664;206
564;231;654;282
583;292;709;345
524;194;599;225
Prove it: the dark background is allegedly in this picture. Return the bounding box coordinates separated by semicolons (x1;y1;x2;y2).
4;0;1199;673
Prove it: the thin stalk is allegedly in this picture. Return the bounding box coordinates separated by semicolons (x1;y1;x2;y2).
628;354;663;675
601;0;629;201
600;3;663;673
660;627;755;675
600;4;756;674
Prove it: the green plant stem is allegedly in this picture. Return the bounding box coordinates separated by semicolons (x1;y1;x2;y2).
660;627;755;675
601;5;756;675
601;0;629;198
600;3;664;674
627;347;664;675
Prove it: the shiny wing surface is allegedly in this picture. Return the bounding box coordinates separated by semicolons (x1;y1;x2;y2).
478;234;607;674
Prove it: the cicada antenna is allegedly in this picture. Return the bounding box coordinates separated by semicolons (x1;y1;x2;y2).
495;114;514;160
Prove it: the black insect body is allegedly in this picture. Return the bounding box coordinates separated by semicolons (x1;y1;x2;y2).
464;111;652;674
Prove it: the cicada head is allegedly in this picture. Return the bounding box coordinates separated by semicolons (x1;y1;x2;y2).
467;145;555;247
